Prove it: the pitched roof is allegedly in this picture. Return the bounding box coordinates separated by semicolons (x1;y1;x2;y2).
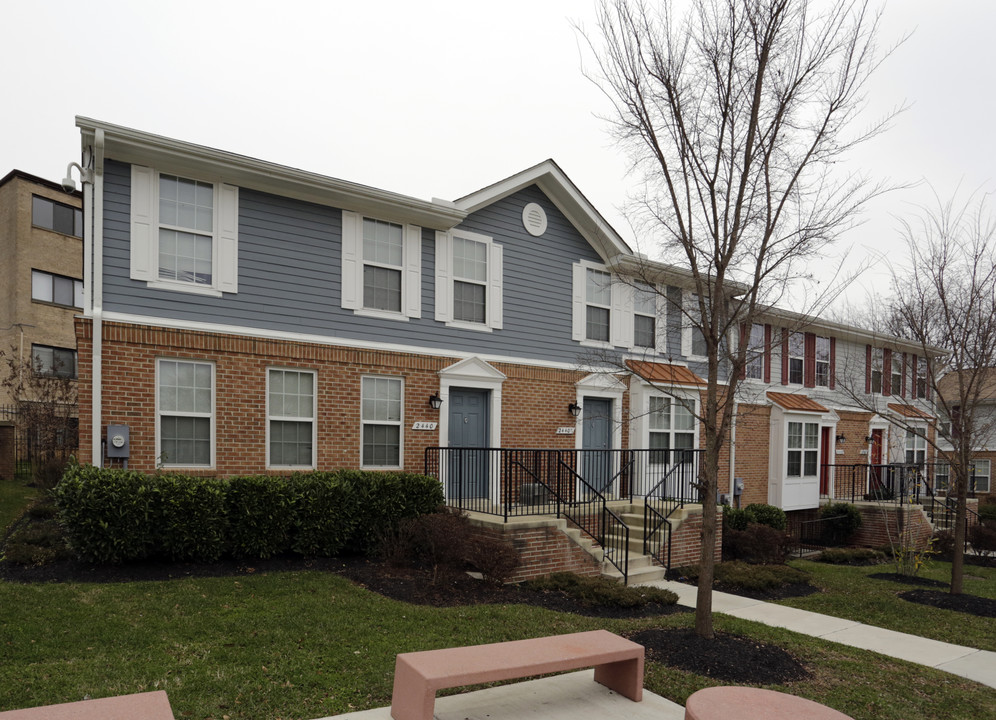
626;360;706;386
767;392;829;413
887;402;934;419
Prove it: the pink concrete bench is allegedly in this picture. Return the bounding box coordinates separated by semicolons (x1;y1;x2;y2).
0;690;174;720
391;629;644;720
685;687;854;720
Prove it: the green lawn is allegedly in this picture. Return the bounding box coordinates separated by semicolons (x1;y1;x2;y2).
0;477;38;533
1;570;994;720
782;558;996;652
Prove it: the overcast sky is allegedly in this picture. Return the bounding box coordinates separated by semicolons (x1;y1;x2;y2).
3;0;993;310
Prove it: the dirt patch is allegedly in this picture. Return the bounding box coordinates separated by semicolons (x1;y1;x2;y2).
897;589;996;618
630;627;810;684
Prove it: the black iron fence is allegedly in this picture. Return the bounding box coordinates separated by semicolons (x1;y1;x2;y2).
0;404;78;483
424;447;704;582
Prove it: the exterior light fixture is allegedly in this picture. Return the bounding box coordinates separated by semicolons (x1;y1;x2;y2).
568;402;582;417
428;393;443;410
835;434;846;444
864;435;873;443
61;161;92;193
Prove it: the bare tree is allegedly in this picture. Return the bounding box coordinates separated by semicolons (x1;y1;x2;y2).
582;0;895;638
890;192;996;594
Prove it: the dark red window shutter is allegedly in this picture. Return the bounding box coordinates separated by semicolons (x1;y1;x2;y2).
804;332;816;388
883;348;893;395
781;329;789;385
865;345;872;394
829;337;836;389
764;324;772;383
902;352;907;397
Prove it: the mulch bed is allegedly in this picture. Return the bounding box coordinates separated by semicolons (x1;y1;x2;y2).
630;628;810;684
897;589;996;618
868;572;949;588
710;581;820;601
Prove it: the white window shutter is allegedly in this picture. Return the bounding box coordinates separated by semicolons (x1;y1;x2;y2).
571;262;585;341
340;211;360;309
130;164;156;282
217;183;239;293
434;231;452;322
489;242;503;330
404;224;421;318
611;278;631;347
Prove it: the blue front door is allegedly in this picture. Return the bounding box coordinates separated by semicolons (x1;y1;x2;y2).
447;389;490;499
581;397;614;494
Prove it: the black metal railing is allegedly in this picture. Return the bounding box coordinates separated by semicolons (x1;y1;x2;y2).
642;449;702;569
824;463;942;504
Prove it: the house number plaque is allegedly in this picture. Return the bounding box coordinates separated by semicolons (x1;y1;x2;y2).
412;422;438;431
556;427;576;435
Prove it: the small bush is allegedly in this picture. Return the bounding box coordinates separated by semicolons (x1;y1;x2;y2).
819;502;862;546
978;503;996;528
968;523;996;560
291;473;357;557
722;506;752;531
723;523;791;564
932;529;956;556
156;474;228;562
344;471;445;552
225;475;297;559
525;572;678;607
678;561;809;592
743;503;788;531
466;533;520;585
817;547;887;565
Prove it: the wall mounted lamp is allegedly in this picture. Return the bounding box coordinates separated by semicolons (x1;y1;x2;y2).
428;393;443;410
835;433;846;444
568;402;582;418
864;435;874;443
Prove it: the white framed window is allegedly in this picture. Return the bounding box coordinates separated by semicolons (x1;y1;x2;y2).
915;357;928;399
682;292;708;358
815;336;831;387
130;165;238;296
267;368;316;468
361;376;403;468
905;427;926;465
892;353;904;396
870;349;883;394
648;395;696;463
342;211;421;320
786;333;805;385
585;268;612;343
787;421;819;477
31;344;77;379
971;459;991;493
571;261;629;348
633;282;660;350
434;229;503;330
745;323;765;380
31;269;84;308
157;359;214;468
935;461;950;492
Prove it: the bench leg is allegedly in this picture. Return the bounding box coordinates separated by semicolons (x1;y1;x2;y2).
391;658;436;720
593;657;644;702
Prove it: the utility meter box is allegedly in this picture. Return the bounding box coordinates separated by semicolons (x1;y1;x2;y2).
106;425;130;459
734;477;744;496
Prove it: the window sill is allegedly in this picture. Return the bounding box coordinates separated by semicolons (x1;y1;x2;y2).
360;464;403;471
146;280;223;297
445;320;493;333
353;308;410;322
31;299;84;311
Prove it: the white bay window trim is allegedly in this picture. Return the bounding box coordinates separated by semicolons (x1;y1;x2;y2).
434;228;503;331
341;210;421;320
130;164;238;296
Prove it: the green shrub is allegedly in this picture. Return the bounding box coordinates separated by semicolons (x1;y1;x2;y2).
225;475;296;559
155;474;228;562
344;471;445;552
978;503;996;528
723;505;752;531
819;502;862;546
678;561;809;591
743;503;788;530
968;523;996;560
931;529;956;556
817;547;887;565
291;472;358;557
723;523;791;564
55;461;159;563
525;571;678;607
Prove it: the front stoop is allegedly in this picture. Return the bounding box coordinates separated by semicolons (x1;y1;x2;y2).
598;503;702;585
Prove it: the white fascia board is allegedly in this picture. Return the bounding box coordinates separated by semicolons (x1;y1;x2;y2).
76;117;466;231
454;159;632;263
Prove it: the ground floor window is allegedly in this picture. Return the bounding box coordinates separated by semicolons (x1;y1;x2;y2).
934;461;950;492
267;368;316;468
787;421;818;477
971;459;991;493
905;427;926;465
157;358;213;467
648;396;695;462
361;376;402;467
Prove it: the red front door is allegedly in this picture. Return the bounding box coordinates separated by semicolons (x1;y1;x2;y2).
870;429;883;490
820;427;831;495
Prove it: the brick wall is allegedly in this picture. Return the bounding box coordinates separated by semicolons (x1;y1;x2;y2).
850;503;933;550
668;508;723;568
467;518;602;583
731;403;771;506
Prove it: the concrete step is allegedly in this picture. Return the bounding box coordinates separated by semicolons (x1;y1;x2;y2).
601;552;667;585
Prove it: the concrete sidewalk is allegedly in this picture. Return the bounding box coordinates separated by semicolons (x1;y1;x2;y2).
639;579;996;690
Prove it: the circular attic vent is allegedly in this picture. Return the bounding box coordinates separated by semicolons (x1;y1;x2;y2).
522;202;548;237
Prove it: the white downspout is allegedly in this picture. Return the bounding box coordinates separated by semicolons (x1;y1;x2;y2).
90;129;105;467
729;400;737;503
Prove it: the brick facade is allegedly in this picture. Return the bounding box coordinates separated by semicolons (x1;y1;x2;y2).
467;517;602;583
667;509;724;568
849;503;934;551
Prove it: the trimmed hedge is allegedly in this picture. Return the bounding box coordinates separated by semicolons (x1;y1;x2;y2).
723;503;787;531
55;462;444;564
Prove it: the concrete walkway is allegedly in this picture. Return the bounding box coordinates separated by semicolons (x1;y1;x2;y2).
639;579;996;690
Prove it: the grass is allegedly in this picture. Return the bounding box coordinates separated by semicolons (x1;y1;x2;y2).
781;558;996;651
0;476;39;534
1;570;994;720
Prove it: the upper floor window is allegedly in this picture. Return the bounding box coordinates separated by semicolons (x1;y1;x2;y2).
435;229;503;331
745;323;765;380
916;357;928;399
31;344;77;379
633;283;658;349
870;349;883;394
130;165;238;296
892;353;904;396
787;332;805;385
32;195;82;238
815;336;831;387
683;293;708;358
267;368;316;468
585;268;612;343
342;211;421;320
787;421;818;477
31;270;83;309
157;358;213;467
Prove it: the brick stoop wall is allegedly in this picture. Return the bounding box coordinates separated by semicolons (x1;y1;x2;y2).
668;508;723;569
465;515;603;583
849;502;934;550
